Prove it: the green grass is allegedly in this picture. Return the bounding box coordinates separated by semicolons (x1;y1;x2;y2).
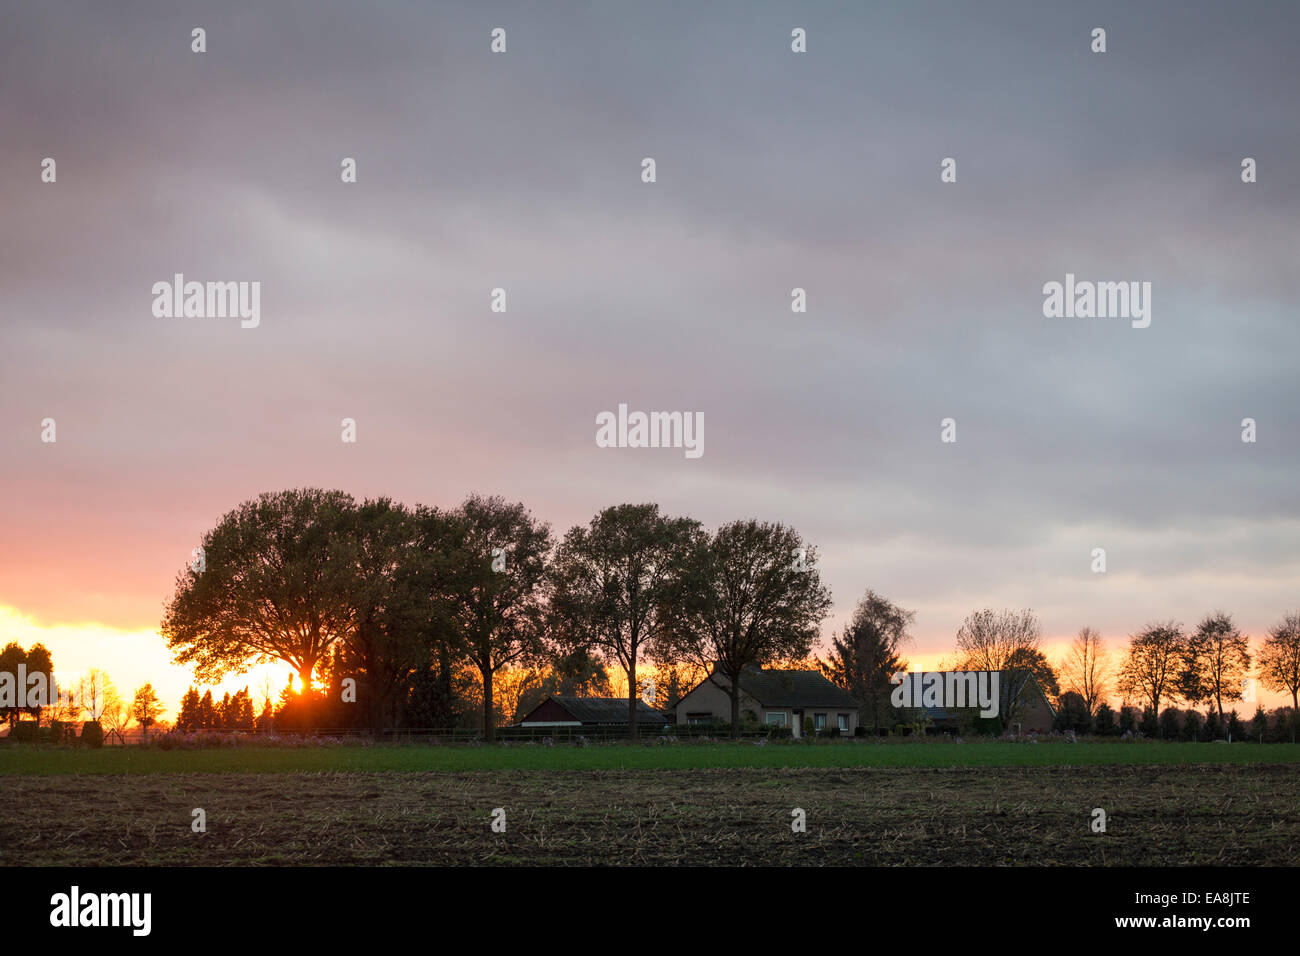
4;739;1300;774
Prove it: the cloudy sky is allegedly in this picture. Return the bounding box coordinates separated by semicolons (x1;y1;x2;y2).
2;1;1298;711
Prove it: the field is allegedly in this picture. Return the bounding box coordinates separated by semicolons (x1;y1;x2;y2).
3;741;1299;865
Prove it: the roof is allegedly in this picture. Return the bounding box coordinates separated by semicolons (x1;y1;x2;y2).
901;670;1056;720
546;696;668;724
696;666;859;708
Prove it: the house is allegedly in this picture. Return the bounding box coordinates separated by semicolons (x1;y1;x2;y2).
516;696;670;729
674;663;860;737
893;670;1057;734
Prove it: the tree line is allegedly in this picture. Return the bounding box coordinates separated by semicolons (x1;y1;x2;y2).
160;489;1300;742
0;641;165;740
161;489;830;740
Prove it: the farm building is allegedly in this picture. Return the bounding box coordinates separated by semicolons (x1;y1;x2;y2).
516;696;670;728
894;670;1057;734
674;663;860;737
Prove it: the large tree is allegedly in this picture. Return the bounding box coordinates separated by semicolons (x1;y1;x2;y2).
951;608;1052;727
441;495;552;742
662;519;833;738
1259;612;1300;743
1117;622;1185;733
336;499;458;738
1179;611;1251;731
161;489;359;700
1059;627;1110;716
819;589;912;736
549;503;701;739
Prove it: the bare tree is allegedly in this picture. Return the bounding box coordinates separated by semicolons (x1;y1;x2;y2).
1059;627;1110;716
1117;622;1185;733
952;608;1051;726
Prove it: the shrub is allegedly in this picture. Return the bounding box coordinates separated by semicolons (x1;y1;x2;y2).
1094;703;1116;736
1204;709;1223;741
1226;710;1244;741
1140;707;1159;737
80;720;104;748
1158;708;1181;739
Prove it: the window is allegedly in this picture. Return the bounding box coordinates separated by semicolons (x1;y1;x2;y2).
765;711;787;726
838;713;849;731
814;713;827;729
686;713;712;726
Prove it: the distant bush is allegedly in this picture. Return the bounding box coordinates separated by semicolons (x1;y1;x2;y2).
1094;704;1117;737
80;721;104;748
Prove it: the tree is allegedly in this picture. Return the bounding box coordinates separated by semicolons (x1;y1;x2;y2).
1094;702;1117;736
337;499;457;738
1059;627;1110;716
1179;612;1251;732
1117;622;1185;733
0;643;28;730
818;589;912;736
79;669;113;722
1226;709;1244;742
549;503;701;739
1259;613;1300;742
1054;691;1091;734
161;488;359;699
1249;705;1269;742
661;519;833;738
441;495;552;742
24;644;54;727
951;608;1050;728
101;697;129;743
177;687;201;731
198;689;217;730
130;684;164;739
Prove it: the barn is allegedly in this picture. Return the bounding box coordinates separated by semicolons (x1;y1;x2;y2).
516;696;670;728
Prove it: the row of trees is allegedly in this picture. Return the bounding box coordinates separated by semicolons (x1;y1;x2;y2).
160;489;1300;742
1055;612;1300;739
161;489;831;740
0;642;165;739
816;596;1300;741
175;686;261;732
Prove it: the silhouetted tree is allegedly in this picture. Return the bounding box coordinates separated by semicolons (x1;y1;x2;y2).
1179;612;1250;733
440;495;552;742
661;520;832;738
550;504;701;739
1118;622;1185;727
161;488;359;701
818;589;912;736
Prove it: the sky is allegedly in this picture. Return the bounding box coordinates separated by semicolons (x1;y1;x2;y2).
2;1;1298;715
